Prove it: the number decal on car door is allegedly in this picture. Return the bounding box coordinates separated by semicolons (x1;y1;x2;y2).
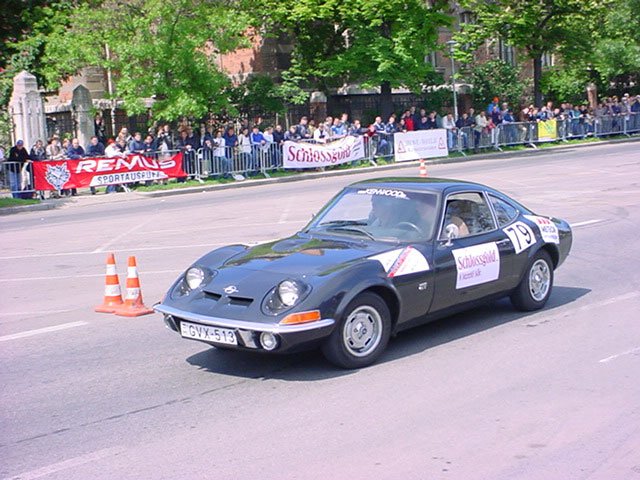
503;221;536;254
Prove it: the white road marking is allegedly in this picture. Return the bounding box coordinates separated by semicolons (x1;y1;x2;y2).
278;204;292;224
2;447;120;480
571;219;604;228
92;214;160;253
526;291;640;327
0;243;225;261
0;321;88;342
599;347;640;364
0;308;76;317
0;269;182;283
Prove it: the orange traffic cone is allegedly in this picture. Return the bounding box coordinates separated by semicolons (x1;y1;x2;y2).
95;253;124;313
114;256;154;317
419;159;428;178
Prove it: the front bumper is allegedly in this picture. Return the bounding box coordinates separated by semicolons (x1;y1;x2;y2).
154;304;335;353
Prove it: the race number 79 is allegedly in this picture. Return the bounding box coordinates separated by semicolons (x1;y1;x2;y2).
503;222;536;254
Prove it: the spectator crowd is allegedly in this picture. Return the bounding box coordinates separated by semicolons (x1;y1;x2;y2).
2;92;639;198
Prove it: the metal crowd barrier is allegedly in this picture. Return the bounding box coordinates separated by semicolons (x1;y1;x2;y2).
0;161;36;198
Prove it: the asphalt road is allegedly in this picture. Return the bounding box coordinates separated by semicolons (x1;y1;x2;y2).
1;141;639;480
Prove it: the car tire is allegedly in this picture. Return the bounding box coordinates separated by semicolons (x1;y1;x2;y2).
511;249;554;311
322;292;391;369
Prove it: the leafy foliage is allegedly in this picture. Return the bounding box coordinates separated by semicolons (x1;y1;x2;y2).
254;0;451;114
455;0;610;106
468;59;529;109
33;0;252;120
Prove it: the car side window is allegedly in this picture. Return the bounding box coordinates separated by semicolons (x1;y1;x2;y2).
441;192;496;239
489;194;519;227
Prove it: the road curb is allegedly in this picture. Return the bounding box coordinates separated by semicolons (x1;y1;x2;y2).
135;136;640;198
0;201;60;216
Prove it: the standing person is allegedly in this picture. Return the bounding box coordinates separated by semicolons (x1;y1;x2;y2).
128;132;146;154
213;129;228;177
65;138;85;196
262;126;275;167
104;139;124;193
157;124;174;152
94;114;107;145
272;124;285;167
237;127;252;173
46;135;65;160
86;136;105;157
442;113;457;150
176;129;196;181
85;136;106;194
223;126;238;172
473;111;488;152
7;140;31;198
250;125;266;173
284;125;301;142
30;140;47;160
425;111;438;129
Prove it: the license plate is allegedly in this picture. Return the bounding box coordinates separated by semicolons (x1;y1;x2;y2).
180;321;237;346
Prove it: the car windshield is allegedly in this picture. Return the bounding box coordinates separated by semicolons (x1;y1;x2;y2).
305;187;439;242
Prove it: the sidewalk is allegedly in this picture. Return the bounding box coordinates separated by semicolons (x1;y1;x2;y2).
2;135;638;214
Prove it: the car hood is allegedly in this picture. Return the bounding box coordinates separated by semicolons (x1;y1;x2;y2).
220;235;382;277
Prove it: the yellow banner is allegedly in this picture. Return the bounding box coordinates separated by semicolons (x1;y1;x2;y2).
538;119;557;141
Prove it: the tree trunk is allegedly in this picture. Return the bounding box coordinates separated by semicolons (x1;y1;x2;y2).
380;81;393;121
533;55;543;107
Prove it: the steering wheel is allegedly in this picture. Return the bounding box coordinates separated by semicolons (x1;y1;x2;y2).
396;221;423;234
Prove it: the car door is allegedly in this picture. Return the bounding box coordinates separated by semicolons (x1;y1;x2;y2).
429;190;516;313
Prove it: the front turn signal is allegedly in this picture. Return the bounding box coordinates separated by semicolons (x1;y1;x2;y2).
280;310;322;325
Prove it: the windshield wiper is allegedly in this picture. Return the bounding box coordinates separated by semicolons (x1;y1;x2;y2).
324;226;376;240
319;219;368;227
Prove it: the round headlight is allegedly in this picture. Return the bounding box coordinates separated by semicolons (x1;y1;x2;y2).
185;267;205;289
278;280;300;307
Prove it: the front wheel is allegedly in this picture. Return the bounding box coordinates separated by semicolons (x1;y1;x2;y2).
511;249;554;311
322;292;391;369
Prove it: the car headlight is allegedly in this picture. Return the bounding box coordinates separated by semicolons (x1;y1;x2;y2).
185;267;206;289
278;280;301;307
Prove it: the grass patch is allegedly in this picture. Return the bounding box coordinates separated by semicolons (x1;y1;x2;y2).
0;197;40;208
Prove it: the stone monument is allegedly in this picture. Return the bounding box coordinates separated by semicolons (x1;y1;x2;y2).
72;85;94;148
9;71;48;149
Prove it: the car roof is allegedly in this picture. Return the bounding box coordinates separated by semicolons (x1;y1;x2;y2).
349;177;489;193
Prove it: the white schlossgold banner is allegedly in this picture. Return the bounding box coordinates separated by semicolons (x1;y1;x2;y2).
283;136;365;169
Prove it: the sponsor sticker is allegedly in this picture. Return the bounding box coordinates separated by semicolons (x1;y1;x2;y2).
524;215;560;244
369;246;430;277
357;188;408;199
452;242;500;289
503;221;537;254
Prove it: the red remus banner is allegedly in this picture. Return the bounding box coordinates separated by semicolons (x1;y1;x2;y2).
33;152;186;191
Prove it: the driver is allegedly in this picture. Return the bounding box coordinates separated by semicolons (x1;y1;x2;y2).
370;194;398;228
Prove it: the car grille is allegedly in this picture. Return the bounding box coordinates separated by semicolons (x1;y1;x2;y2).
203;290;253;307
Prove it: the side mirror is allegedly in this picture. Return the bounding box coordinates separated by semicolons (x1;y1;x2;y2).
444;223;459;247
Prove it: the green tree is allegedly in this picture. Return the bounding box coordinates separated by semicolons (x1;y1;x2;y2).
36;0;251;121
456;0;610;107
255;0;450;118
468;59;529;109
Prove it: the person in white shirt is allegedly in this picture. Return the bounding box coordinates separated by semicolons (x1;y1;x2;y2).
213;129;228;177
442;113;457;150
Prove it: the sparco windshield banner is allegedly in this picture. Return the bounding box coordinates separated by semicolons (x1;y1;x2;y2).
33;152;186;191
393;129;448;162
283;136;365;169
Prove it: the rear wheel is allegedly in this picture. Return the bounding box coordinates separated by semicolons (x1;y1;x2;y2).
322;292;391;369
511;249;554;311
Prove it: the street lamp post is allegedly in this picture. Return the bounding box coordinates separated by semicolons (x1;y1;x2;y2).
446;40;458;122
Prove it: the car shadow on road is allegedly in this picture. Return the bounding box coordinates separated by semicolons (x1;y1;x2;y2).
186;285;591;381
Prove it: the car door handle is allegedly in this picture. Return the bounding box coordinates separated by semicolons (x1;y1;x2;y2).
496;239;511;246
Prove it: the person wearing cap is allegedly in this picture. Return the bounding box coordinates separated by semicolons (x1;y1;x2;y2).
8;140;32;198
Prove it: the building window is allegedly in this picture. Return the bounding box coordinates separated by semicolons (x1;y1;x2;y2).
498;39;516;65
459;11;475;25
425;51;438;68
541;52;555;67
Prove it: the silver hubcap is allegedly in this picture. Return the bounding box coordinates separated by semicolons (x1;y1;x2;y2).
343;305;382;357
529;259;551;302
